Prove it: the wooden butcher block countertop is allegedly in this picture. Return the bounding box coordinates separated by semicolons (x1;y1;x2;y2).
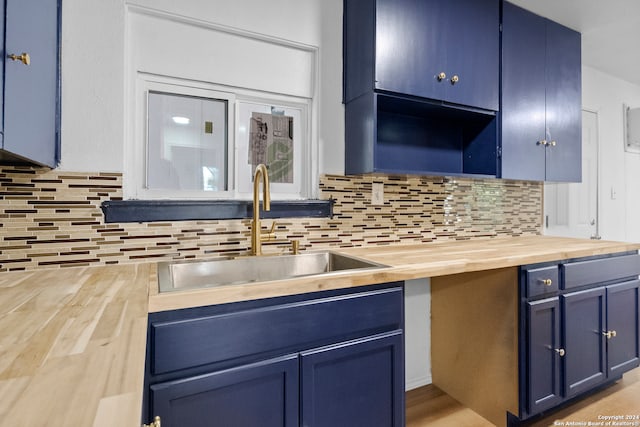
1;235;639;426
148;235;640;311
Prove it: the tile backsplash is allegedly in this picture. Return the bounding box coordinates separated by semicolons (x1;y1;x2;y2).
0;167;542;272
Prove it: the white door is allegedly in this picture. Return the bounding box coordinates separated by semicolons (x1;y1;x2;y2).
544;110;599;239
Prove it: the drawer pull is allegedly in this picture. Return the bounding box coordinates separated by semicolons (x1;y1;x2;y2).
539;278;553;286
142;416;161;427
8;52;30;65
555;348;566;357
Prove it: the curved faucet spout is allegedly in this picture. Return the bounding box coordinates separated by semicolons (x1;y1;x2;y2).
251;164;272;256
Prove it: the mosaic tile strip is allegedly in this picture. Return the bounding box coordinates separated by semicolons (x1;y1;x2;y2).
0;167;542;272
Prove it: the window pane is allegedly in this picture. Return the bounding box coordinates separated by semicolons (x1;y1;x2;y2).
147;91;228;191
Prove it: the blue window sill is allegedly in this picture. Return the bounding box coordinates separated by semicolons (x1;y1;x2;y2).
101;199;333;223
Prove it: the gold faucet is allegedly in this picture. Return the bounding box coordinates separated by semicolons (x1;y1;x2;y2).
251;164;275;256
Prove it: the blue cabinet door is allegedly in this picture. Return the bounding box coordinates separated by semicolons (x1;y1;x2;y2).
606;280;640;377
374;0;445;102
374;0;498;110
149;354;299;427
3;0;59;167
500;1;546;181
544;19;582;182
442;0;499;111
301;331;404;427
500;2;581;182
526;297;563;414
563;287;607;398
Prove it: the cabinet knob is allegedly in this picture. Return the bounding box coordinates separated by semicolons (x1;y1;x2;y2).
548;140;557;147
142;416;161;427
437;72;447;81
8;52;30;66
555;348;566;357
450;75;459;85
603;330;617;339
537;140;548;146
539;278;553;286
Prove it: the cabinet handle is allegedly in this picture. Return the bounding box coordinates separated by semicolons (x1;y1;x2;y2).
555;348;566;357
537;140;548;146
142;416;161;427
450;75;459;85
539;278;553;286
8;52;30;66
437;72;447;82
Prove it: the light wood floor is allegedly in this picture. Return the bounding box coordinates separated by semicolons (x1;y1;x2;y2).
407;368;640;426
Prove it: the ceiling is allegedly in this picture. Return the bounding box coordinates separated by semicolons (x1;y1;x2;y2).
508;0;640;86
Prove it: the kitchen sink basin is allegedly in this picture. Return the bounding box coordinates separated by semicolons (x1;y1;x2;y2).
157;251;388;293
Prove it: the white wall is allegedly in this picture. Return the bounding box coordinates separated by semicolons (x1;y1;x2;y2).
404;279;431;390
59;0;346;174
60;0;125;171
582;65;640;242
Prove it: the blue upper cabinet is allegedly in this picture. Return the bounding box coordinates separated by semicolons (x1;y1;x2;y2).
544;20;582;182
500;1;582;182
346;0;499;111
343;0;500;177
1;0;60;167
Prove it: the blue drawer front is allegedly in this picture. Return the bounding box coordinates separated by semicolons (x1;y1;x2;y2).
525;265;559;298
151;285;403;375
563;254;640;290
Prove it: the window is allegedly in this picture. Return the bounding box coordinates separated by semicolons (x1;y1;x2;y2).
147;91;229;192
126;74;312;200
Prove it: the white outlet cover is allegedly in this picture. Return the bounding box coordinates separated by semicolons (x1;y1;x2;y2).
372;182;384;205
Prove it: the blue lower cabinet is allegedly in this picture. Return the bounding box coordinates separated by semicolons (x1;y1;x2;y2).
521;254;640;421
526;298;563;414
150;354;299;427
143;283;404;427
606;280;640;377
301;331;404;427
562;287;607;398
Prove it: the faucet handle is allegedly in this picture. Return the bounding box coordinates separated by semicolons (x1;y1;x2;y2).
260;221;276;242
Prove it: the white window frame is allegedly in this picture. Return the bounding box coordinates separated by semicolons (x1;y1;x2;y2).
126;72;313;200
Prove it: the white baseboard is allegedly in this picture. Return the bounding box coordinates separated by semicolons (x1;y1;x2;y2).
405;374;432;391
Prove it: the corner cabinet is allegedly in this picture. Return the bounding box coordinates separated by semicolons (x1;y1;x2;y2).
1;0;60;167
343;0;500;177
500;1;582;182
143;283;405;427
521;253;640;420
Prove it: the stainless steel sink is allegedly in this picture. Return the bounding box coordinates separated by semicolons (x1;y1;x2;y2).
157;252;388;293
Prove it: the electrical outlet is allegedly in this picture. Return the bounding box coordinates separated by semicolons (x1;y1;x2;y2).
372;182;384;206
